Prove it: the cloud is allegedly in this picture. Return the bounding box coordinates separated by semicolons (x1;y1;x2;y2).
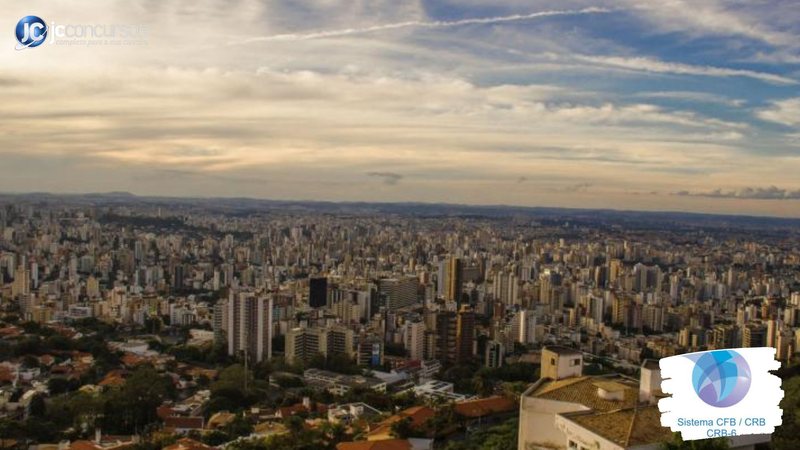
0;64;767;205
367;172;404;185
558;182;592;193
674;186;800;200
626;0;795;48
244;7;611;42
636;91;745;107
2;0;800;217
572;55;797;85
757;98;800;127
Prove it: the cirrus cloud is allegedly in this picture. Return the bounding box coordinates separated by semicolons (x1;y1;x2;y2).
674;186;800;200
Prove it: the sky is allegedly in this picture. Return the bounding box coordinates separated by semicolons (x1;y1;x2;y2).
2;1;800;217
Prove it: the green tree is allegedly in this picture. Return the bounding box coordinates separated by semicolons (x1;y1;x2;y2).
319;421;347;450
0;418;22;440
22;419;60;443
662;432;730;450
48;391;104;431
202;430;232;446
27;393;46;418
102;366;174;434
773;375;800;449
48;377;74;395
224;413;254;438
390;417;414;439
444;418;518;450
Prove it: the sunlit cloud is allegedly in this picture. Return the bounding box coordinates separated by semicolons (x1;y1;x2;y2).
0;0;799;217
757;98;800;127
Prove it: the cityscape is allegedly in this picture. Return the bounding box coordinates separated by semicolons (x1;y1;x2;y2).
0;193;798;450
4;0;800;449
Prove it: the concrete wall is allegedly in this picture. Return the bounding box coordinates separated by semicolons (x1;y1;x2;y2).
518;395;588;450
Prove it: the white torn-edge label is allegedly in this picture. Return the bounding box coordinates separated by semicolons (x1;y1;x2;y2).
659;348;783;441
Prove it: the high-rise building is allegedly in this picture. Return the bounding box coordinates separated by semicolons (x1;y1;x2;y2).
437;259;448;298
436;311;458;366
589;295;604;325
711;324;735;350
403;320;426;360
446;257;463;303
492;271;519;305
766;319;778;348
511;309;537;345
226;292;273;363
286;326;326;365
86;276;100;299
643;304;664;332
285;325;355;365
485;340;504;368
777;330;794;362
309;277;328;308
327;325;355;357
357;335;384;367
11;266;29;298
423;330;437;361
213;301;227;346
378;277;418;309
456;305;476;363
743;324;766;348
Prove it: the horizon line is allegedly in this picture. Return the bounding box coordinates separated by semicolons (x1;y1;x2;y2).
2;190;800;222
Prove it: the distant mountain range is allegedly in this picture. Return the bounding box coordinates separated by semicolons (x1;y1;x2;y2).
1;191;799;230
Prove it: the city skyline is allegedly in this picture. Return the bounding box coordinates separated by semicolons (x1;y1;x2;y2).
0;184;798;449
3;1;800;217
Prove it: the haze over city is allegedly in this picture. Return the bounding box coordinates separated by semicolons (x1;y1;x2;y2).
2;1;800;217
5;3;800;450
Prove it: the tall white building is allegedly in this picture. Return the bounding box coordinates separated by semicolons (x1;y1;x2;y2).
227;291;273;363
511;309;537;345
403;320;426;360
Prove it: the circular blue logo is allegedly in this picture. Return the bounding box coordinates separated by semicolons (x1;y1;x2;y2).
692;350;751;407
15;15;47;50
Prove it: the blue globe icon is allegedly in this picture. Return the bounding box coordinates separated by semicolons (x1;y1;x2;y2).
15;16;48;50
692;350;751;407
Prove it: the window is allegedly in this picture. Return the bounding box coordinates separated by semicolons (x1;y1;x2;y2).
550;358;556;365
567;440;578;450
570;358;581;366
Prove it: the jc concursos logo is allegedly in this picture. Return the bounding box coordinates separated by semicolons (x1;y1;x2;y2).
15;15;47;50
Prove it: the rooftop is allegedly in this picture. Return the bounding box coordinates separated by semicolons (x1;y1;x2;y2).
163;438;216;450
336;439;411;450
304;369;386;390
561;405;672;447
543;345;582;356
367;406;435;439
530;375;639;412
453;396;516;418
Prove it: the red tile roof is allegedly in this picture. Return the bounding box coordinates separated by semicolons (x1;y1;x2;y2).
164;416;204;430
157;405;176;421
163;438;217;450
98;370;128;387
367;406;434;439
337;439;412;450
454;396;516;418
